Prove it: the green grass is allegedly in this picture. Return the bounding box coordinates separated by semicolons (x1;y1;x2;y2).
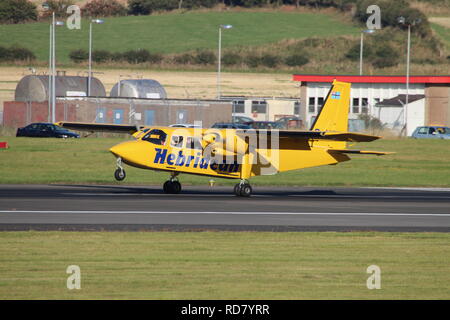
0;231;449;299
431;23;450;51
1;136;450;187
0;11;359;64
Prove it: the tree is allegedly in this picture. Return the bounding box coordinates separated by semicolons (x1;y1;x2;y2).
82;0;127;17
0;0;38;24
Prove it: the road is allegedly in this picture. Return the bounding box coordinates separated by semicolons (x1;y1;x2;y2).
1;184;449;232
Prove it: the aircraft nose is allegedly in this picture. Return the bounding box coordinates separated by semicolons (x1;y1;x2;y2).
109;141;136;160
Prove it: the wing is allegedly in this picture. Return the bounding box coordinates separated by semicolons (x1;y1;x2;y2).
55;122;142;134
236;129;380;142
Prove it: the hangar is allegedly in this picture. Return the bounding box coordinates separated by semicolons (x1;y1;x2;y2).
293;75;450;135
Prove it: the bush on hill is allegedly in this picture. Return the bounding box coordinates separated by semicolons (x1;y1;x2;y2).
0;0;38;24
82;0;127;17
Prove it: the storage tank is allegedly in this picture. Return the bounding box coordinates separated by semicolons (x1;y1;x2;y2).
15;75;106;102
110;79;167;99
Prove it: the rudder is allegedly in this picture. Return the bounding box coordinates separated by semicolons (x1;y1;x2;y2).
310;80;351;132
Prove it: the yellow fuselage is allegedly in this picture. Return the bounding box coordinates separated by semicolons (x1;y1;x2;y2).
109;127;350;180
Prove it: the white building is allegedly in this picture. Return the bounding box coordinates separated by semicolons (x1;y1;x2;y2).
293;75;450;136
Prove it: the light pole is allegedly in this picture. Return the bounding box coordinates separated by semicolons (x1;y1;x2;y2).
88;19;104;97
359;29;375;76
50;12;64;123
397;16;421;136
217;24;232;100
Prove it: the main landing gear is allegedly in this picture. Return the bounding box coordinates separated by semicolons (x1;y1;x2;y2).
234;180;252;197
114;157;126;181
163;173;182;194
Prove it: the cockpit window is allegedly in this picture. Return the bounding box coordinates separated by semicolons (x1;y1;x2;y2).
186;137;202;150
142;129;167;145
171;135;184;148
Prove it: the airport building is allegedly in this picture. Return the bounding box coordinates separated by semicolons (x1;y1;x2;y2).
3;75;232;128
293;75;450;135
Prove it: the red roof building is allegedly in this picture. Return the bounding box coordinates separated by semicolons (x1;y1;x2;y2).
292;74;450;135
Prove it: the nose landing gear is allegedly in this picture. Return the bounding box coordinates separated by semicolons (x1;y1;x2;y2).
114;157;126;181
163;172;182;194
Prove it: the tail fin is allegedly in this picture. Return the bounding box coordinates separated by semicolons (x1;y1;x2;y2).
310;80;351;132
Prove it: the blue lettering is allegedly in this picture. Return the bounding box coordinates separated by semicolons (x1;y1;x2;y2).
219;164;228;172
167;153;176;165
154;148;167;164
199;158;209;169
175;151;186;166
210;162;218;170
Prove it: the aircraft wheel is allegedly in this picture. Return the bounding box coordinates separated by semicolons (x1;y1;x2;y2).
239;184;252;197
234;183;252;197
163;181;182;194
233;183;241;196
114;168;126;181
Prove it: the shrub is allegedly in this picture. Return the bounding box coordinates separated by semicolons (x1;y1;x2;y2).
245;54;262;68
371;44;399;68
69;49;88;63
123;49;151;64
222;52;242;66
345;42;374;61
260;54;280;68
111;52;125;62
194;50;216;65
40;0;75;19
82;0;127;17
0;0;38;24
147;53;164;64
92;50;112;63
127;0;152;15
173;53;195;64
0;46;35;61
285;54;309;67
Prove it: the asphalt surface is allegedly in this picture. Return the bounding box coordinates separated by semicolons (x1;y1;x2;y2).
1;184;450;232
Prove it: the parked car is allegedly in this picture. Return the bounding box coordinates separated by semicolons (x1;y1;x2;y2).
411;126;450;139
244;121;284;129
169;124;201;128
232;115;254;124
16;123;80;138
211;122;252;129
275;116;303;129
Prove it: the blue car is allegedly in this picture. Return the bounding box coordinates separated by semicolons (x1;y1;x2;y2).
16;123;80;138
411;126;450;140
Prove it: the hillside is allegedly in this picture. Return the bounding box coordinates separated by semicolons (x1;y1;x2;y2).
0;10;359;64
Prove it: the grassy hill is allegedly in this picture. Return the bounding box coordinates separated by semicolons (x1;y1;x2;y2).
0;11;359;64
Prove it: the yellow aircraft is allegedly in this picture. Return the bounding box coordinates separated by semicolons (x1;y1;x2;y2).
57;80;390;197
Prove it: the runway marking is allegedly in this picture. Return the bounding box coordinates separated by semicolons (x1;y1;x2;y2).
1;210;450;217
58;192;450;200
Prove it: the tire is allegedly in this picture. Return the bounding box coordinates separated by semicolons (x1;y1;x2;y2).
114;168;126;181
239;184;252;197
233;183;241;196
163;181;181;194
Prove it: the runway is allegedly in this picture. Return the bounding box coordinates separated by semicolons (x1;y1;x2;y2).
1;184;450;232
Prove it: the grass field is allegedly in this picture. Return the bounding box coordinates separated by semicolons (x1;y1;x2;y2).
0;11;359;64
0;231;449;299
1;136;450;187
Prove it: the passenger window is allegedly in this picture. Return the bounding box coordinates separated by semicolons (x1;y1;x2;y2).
171;135;184;148
142;129;167;145
186;137;202;150
429;128;436;135
418;127;427;134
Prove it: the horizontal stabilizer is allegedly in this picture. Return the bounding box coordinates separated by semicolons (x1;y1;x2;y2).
272;130;380;142
56;122;141;134
328;149;394;156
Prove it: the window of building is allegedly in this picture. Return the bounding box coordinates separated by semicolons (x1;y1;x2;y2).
294;101;300;115
251;100;267;114
142;129;167;145
233;100;245;114
352;98;360;114
361;98;369;114
308;97;315;113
